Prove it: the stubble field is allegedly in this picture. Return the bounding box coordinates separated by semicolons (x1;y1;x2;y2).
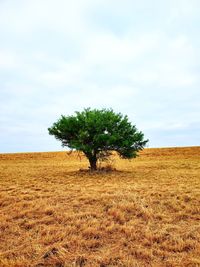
0;147;200;267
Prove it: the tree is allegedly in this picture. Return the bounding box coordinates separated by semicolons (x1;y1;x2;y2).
48;108;148;171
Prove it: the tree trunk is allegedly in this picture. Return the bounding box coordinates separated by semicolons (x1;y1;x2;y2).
89;156;97;171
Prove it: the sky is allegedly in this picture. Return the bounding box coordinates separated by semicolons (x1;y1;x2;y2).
0;0;200;152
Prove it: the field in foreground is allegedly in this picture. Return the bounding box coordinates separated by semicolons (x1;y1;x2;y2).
0;147;200;267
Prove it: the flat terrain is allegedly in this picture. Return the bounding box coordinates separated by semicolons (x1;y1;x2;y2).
0;147;200;267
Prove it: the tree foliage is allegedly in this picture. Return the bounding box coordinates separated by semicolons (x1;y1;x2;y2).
48;108;148;170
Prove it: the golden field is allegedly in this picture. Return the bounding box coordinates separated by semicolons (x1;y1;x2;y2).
0;147;200;267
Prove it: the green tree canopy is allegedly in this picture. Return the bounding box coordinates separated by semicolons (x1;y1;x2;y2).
48;108;148;170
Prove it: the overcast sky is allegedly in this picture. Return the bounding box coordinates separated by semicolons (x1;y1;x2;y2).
0;0;199;152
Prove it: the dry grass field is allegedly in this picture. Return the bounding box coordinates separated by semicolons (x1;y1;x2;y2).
0;147;200;267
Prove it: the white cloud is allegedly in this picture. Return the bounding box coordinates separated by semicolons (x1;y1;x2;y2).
83;32;159;65
0;0;90;35
142;121;190;131
39;61;85;87
0;50;19;69
168;0;199;23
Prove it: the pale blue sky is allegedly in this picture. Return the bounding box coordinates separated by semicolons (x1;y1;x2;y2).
0;0;199;152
